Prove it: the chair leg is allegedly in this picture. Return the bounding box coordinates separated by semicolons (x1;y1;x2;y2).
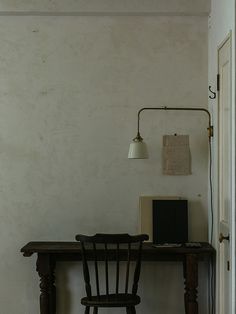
127;306;136;314
93;307;98;314
126;307;136;314
85;306;90;314
131;307;136;314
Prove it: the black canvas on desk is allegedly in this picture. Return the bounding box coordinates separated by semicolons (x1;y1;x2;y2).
152;199;188;244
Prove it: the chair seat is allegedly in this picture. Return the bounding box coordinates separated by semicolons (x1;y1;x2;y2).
81;293;141;307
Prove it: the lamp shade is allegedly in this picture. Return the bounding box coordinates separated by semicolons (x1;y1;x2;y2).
128;140;148;159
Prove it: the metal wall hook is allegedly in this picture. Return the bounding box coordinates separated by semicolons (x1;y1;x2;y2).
209;86;216;99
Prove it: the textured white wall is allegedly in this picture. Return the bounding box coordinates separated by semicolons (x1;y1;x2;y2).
0;6;209;314
0;0;210;14
208;0;236;313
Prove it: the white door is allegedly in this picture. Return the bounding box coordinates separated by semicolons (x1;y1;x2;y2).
218;34;232;314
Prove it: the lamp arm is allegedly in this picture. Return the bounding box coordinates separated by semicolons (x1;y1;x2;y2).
137;106;213;139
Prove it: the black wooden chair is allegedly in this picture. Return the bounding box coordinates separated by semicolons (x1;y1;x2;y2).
75;233;149;314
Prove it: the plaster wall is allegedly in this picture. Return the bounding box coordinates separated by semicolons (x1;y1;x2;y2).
0;0;210;14
208;0;236;313
0;4;209;314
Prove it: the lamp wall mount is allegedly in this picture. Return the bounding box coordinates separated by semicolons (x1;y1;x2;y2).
128;106;213;159
137;106;213;140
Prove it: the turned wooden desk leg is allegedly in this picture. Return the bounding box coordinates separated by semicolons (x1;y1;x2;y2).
36;254;56;314
184;254;198;314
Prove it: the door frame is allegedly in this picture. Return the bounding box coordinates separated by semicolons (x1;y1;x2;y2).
216;31;235;314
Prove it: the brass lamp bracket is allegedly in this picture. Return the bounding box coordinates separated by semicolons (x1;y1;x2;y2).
208;126;214;138
137;106;213;140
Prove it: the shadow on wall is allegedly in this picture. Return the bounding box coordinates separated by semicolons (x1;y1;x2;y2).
56;256;208;314
56;262;187;314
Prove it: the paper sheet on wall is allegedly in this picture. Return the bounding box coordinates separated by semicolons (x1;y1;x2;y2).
162;135;191;175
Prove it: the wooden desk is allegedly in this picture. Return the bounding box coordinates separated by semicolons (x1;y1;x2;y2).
21;242;215;314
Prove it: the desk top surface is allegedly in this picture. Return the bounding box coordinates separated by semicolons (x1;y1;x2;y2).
21;241;215;260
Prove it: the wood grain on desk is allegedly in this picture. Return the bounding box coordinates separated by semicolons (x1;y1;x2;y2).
21;241;215;260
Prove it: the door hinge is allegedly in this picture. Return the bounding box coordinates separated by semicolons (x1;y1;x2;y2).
227;260;230;271
217;74;220;91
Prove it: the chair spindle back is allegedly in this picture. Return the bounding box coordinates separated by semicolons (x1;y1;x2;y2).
76;233;148;299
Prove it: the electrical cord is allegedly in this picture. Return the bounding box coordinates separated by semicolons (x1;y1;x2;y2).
209;138;214;245
208;138;215;314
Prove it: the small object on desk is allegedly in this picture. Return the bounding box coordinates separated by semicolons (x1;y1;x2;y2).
185;242;202;248
152;243;182;248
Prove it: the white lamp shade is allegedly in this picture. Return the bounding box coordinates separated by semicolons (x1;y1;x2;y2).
128;141;148;159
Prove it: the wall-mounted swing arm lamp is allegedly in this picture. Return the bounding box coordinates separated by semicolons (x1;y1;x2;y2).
128;106;213;159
